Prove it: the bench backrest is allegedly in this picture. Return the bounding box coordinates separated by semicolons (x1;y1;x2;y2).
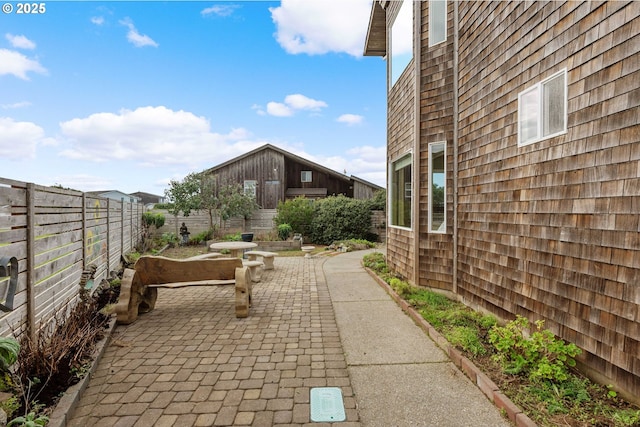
134;256;242;286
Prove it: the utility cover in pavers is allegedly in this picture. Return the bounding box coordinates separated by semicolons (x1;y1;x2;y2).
310;387;346;422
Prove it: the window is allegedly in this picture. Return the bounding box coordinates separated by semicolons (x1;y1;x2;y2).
243;180;257;198
518;69;567;146
429;142;446;233
391;0;413;87
301;171;312;183
429;0;447;46
389;153;412;228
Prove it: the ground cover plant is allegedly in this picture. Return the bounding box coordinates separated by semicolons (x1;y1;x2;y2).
1;275;121;425
362;252;640;427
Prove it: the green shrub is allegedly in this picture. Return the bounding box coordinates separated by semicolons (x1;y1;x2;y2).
141;212;165;229
161;232;178;247
368;189;386;211
277;223;292;241
274;197;314;236
190;229;214;244
310;195;372;245
488;315;581;383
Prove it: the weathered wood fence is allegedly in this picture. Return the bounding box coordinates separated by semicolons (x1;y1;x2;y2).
0;178;143;339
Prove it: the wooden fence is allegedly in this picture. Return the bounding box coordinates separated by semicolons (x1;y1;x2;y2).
0;178;143;339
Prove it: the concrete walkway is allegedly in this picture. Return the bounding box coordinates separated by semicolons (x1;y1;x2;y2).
66;250;511;427
324;249;511;427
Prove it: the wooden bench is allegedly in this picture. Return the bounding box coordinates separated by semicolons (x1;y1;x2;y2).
244;251;277;270
114;256;251;325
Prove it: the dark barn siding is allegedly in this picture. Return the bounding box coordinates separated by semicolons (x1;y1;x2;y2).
456;1;640;398
210;150;285;209
285;162;352;197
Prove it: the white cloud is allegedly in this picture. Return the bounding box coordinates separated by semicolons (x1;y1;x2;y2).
49;174;114;192
58;106;262;167
257;94;327;117
201;4;239;17
284;94;327;111
0;49;47;80
266;102;293;117
5;34;36;50
91;16;105;25
337;113;364;126
1;101;32;110
0;117;45;160
119;18;158;48
270;0;371;57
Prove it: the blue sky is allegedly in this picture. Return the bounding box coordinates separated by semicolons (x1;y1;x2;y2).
0;0;386;196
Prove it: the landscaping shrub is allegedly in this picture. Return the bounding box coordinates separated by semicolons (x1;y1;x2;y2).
309;195;372;245
277;223;292;241
274;197;314;236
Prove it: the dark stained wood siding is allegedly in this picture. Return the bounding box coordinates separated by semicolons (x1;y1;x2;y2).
386;0;416;282
285;162;352;197
417;1;455;291
208;149;286;209
456;1;640;399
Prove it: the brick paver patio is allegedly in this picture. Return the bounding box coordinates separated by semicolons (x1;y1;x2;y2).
68;256;359;427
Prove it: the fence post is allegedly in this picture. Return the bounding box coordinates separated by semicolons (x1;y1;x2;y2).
106;198;111;274
120;198;125;256
26;183;36;342
82;193;87;270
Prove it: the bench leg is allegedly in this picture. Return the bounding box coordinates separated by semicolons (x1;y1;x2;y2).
115;269;142;324
235;267;252;318
246;253;258;262
262;256;274;270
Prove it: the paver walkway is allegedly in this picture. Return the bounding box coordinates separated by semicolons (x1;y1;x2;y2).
69;256;358;427
68;251;512;427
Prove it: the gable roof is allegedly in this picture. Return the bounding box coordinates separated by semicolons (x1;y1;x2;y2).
204;144;382;188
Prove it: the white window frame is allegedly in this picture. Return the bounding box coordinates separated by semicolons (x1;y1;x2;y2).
390;0;414;88
428;142;446;234
428;0;447;47
518;69;567;146
301;171;312;183
388;152;412;230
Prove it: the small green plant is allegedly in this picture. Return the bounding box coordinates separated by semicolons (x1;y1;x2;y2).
0;337;20;372
161;232;179;247
445;326;487;356
277;223;292;241
388;277;413;298
488;315;581;383
7;411;48;427
0;395;20;419
190;229;214;244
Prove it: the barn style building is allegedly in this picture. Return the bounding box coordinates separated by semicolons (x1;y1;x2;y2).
365;1;640;401
202;144;383;209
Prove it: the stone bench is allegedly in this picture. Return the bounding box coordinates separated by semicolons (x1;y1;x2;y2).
244;251;277;270
243;260;264;282
114;256;251;324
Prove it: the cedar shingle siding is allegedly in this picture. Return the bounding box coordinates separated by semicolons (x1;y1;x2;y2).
369;0;640;401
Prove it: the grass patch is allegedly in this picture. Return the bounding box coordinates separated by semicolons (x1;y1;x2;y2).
362;252;640;427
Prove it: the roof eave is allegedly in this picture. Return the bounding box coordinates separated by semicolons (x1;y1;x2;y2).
363;1;387;57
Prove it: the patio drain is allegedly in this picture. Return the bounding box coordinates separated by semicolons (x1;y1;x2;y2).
310;387;346;422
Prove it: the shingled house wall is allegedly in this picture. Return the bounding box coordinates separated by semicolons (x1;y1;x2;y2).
376;0;640;401
386;1;417;282
456;0;640;400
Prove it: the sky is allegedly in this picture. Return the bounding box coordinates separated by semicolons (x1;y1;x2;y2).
0;0;387;197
